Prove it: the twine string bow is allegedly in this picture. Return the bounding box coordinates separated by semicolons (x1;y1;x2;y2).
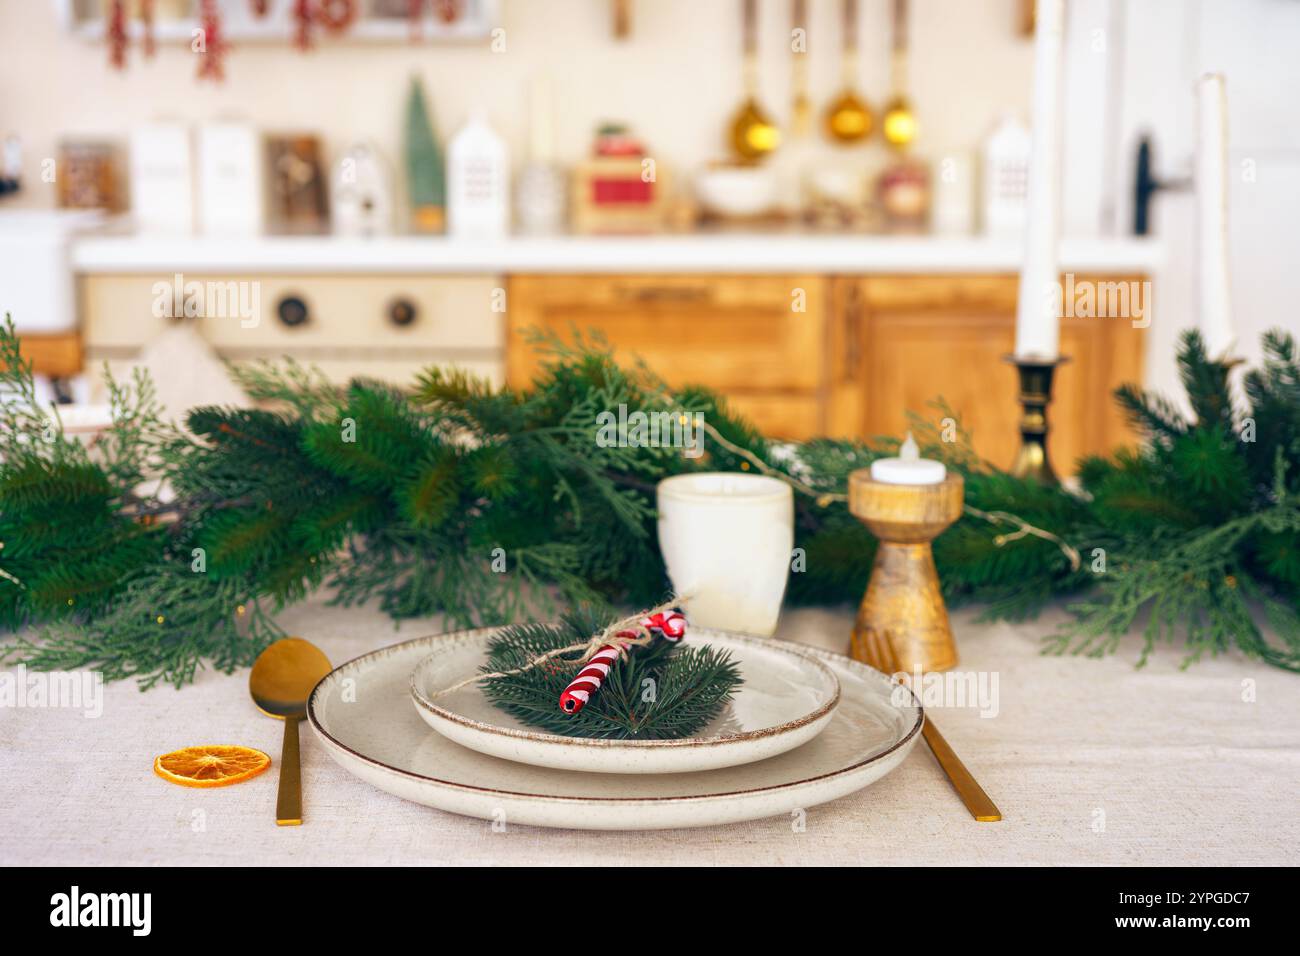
428;597;688;700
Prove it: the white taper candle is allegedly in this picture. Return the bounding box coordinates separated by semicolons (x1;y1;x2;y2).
1196;73;1235;360
1014;0;1066;360
529;74;555;164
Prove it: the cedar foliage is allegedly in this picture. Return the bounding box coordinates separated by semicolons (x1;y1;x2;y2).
1;314;1297;685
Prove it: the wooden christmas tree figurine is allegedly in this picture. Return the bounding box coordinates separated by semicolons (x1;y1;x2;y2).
404;75;446;233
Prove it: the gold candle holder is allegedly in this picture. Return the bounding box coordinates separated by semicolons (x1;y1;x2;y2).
1005;354;1070;486
848;470;964;673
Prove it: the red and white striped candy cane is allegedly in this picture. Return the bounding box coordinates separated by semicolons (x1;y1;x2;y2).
643;610;687;642
558;609;687;715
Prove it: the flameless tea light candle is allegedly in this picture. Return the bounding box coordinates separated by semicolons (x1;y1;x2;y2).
870;432;946;485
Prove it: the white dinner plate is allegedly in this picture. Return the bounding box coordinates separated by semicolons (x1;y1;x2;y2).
409;630;841;774
308;627;923;831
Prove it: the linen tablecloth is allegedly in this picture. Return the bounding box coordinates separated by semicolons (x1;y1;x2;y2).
3;595;1297;866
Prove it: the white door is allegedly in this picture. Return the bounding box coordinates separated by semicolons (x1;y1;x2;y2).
1114;0;1300;396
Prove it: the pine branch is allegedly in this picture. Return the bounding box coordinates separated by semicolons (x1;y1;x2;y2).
1178;329;1237;429
480;612;743;739
1114;382;1190;444
225;357;345;422
5;312;1300;686
2;563;282;689
1047;503;1300;671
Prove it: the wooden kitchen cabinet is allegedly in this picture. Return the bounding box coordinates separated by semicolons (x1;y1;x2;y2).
507;272;1147;473
507;274;831;439
830;274;1147;473
17;332;83;378
73;267;1144;474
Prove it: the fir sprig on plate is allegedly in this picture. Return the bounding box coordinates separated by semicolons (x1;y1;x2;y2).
480;610;743;740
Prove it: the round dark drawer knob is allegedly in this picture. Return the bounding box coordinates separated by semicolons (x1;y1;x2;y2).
388;297;419;327
276;294;310;328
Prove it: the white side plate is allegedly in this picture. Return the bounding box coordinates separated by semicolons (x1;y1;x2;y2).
409;630;841;774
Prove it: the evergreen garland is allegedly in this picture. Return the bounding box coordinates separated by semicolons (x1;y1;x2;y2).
479;609;743;739
1;313;1298;686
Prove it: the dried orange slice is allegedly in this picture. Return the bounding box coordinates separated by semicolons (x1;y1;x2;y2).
153;745;271;788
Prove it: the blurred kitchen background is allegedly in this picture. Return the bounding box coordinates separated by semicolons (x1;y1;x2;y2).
1;0;1296;473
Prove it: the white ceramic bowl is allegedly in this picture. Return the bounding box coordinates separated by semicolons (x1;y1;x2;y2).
694;165;779;218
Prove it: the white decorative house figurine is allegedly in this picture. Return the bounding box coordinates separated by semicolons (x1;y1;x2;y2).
981;112;1030;239
332;142;394;238
447;113;509;239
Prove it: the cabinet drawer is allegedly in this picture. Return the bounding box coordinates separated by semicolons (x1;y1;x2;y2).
82;275;504;351
519;274;814;311
859;275;1020;312
507;274;825;392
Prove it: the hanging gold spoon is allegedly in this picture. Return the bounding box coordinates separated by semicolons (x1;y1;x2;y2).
825;0;873;143
729;0;781;161
882;0;918;149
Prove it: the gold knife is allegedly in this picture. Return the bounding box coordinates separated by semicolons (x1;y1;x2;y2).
869;631;1002;822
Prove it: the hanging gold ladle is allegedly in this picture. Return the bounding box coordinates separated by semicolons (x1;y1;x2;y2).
882;0;918;149
825;0;873;143
729;0;781;161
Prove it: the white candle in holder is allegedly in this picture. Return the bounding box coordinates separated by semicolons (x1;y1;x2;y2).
1197;72;1235;359
870;433;946;485
1014;0;1066;360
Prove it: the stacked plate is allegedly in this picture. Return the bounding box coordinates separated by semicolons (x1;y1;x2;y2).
307;627;923;830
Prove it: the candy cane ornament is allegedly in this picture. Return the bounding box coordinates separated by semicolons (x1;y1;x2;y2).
559;610;687;715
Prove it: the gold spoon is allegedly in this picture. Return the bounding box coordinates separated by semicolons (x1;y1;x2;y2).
882;0;917;149
825;0;873;143
730;0;781;161
249;637;333;826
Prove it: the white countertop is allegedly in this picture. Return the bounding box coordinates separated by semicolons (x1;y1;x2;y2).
70;233;1164;275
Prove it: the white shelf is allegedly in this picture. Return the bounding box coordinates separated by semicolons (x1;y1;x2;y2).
70;233;1166;276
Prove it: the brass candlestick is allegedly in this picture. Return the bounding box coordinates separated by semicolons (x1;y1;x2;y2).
1207;356;1245;417
848;470;964;673
1005;355;1069;486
